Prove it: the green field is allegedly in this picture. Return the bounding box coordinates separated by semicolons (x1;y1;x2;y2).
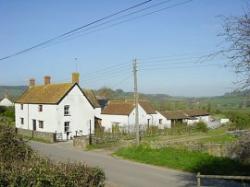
114;145;250;175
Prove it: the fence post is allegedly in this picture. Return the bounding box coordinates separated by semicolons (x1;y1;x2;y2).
197;172;201;187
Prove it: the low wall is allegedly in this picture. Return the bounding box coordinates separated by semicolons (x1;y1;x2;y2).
16;128;56;143
151;141;236;158
73;136;89;149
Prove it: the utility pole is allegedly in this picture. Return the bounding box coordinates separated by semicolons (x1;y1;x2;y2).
133;59;140;145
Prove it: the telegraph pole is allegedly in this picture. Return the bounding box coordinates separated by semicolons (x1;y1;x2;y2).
133;59;140;145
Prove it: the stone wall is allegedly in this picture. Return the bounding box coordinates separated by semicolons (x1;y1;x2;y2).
16;128;56;143
73;136;89;149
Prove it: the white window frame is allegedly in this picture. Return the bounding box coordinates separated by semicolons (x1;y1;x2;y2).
38;105;43;112
64;105;70;116
20;117;24;125
38;120;44;129
64;121;70;133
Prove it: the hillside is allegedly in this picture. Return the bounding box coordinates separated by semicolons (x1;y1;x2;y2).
0;86;27;101
0;86;249;111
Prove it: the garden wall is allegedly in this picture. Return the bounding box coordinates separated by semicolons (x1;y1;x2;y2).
16;128;56;143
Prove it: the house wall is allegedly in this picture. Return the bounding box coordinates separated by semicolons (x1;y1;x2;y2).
101;104;156;131
57;85;95;140
186;115;210;125
0;98;13;107
154;111;171;129
101;114;129;131
15;103;57;132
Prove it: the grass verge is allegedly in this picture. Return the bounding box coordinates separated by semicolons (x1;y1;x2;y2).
114;145;250;175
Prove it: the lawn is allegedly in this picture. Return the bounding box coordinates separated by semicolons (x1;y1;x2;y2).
114;145;250;175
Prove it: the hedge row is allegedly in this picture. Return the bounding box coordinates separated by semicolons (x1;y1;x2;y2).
0;124;105;187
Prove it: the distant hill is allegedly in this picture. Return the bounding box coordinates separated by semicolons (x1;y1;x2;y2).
224;89;250;97
0;86;27;101
0;86;249;111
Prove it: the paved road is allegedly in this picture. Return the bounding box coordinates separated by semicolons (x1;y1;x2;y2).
29;141;196;187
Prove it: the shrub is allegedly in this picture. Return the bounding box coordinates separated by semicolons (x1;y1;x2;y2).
0;123;105;186
226;111;250;130
231;133;250;164
195;121;208;133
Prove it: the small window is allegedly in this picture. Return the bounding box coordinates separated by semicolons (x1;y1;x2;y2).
38;120;44;129
21;104;23;110
20;118;24;125
38;105;43;112
64;122;70;132
159;119;163;124
64;105;70;116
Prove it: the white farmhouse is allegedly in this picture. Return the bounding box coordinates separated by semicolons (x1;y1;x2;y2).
0;96;14;107
184;110;210;125
101;100;158;131
15;73;101;140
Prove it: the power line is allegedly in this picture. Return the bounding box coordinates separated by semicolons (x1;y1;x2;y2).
46;0;193;48
0;0;153;61
0;0;193;61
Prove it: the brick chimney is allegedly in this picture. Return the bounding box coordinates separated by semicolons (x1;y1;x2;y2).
72;72;80;84
44;76;51;85
29;78;35;88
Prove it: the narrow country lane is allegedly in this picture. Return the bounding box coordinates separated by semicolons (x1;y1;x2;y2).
29;141;196;187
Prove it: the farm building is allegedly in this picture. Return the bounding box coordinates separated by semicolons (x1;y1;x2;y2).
159;109;210;127
100;100;161;131
0;96;13;107
15;73;101;140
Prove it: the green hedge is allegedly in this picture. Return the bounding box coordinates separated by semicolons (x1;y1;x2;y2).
0;124;105;187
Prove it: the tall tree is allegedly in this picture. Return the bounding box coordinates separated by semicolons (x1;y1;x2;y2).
221;9;250;88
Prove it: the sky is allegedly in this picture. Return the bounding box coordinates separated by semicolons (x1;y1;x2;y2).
0;0;247;97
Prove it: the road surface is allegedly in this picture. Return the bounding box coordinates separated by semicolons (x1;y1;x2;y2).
29;141;196;187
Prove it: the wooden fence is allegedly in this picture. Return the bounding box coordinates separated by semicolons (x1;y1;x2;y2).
197;172;250;187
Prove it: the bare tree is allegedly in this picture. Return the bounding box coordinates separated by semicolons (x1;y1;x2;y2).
221;9;250;88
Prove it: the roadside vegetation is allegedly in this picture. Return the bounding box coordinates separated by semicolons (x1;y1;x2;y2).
114;145;250;176
0;123;105;187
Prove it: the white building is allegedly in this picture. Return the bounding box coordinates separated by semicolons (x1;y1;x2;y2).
0;96;14;107
184;110;210;125
158;110;210;127
15;73;101;140
101;100;160;131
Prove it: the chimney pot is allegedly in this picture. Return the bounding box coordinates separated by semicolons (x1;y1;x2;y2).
72;72;80;84
29;78;35;88
44;76;51;85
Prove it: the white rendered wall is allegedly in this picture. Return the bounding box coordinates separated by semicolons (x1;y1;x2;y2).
0;98;13;107
57;85;95;140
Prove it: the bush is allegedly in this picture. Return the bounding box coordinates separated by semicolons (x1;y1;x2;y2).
195;121;208;133
0;123;105;186
231;133;250;164
226;111;250;130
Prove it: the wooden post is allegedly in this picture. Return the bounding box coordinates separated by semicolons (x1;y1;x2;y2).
89;120;92;145
197;172;201;187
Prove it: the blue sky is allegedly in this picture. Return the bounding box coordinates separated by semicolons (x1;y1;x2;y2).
0;0;247;96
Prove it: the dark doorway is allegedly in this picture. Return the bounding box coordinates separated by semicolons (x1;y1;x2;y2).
32;119;36;131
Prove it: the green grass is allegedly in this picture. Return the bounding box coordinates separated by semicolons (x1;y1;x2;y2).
199;134;237;144
114;145;250;175
87;141;120;150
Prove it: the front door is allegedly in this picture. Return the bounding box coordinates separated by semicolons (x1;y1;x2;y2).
32;119;36;131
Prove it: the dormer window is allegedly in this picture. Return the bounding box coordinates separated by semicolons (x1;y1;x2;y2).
64;105;70;116
38;105;43;112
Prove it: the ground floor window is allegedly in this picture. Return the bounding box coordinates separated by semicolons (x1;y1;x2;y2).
38;120;44;129
159;119;163;124
20;117;24;125
64;122;70;133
